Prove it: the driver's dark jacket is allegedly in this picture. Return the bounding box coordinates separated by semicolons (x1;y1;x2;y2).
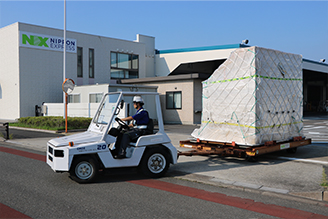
116;108;149;156
132;107;149;125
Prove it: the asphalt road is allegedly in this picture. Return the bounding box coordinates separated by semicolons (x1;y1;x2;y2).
1;143;328;219
2;120;328;196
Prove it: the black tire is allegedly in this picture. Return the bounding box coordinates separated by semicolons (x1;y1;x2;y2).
286;147;297;154
69;156;99;183
139;147;170;178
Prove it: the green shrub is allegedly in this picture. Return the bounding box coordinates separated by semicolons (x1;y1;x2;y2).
10;116;92;131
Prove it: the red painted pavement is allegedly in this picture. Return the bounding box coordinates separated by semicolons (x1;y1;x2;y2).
0;203;31;219
1;146;328;218
0;146;45;162
129;179;328;219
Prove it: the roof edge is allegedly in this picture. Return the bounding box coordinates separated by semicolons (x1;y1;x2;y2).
303;58;328;66
156;44;249;54
121;73;209;84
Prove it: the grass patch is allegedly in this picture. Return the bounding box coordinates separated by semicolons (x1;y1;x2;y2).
9;116;92;131
0;132;14;139
321;167;328;190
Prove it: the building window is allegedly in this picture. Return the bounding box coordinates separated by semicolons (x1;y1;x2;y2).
89;93;103;103
166;91;182;109
131;54;138;70
89;48;94;78
68;94;80;103
110;52;138;79
77;47;83;77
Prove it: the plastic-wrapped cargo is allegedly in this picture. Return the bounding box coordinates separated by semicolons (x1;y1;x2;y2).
192;46;303;146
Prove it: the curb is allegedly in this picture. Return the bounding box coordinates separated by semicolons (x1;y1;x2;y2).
9;126;86;134
172;171;328;205
9;126;58;133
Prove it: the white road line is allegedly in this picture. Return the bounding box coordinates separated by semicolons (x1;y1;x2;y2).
276;156;328;165
304;126;326;129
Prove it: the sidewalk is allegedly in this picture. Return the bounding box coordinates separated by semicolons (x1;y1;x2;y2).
2;124;328;202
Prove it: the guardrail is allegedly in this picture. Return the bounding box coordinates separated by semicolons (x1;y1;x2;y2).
0;122;9;140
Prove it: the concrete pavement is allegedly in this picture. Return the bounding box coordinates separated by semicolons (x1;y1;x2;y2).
1;117;328;203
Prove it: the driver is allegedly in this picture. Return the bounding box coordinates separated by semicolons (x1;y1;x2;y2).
115;96;149;159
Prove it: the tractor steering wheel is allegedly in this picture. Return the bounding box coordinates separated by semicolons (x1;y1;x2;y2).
115;117;129;129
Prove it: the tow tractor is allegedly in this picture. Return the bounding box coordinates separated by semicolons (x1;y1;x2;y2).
47;91;312;183
46;91;177;183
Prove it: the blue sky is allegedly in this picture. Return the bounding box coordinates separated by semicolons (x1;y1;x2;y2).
0;1;327;61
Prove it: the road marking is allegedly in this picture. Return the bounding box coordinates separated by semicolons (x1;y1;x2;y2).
308;132;321;135
305;126;326;129
0;203;31;218
129;179;328;219
276;156;328;165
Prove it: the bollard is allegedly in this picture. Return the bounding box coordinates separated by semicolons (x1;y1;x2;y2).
5;123;9;140
1;123;9;140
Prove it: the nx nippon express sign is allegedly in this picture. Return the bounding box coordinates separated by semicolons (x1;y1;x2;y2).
20;31;77;53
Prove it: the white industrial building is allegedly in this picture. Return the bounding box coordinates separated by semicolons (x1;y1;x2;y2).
0;22;155;120
1;22;328;124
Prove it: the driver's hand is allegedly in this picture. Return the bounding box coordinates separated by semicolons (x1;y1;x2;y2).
122;116;133;122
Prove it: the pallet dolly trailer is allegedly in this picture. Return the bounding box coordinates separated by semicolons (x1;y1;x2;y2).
179;136;312;161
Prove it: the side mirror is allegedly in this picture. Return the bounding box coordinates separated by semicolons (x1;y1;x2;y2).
114;100;124;115
120;100;124;109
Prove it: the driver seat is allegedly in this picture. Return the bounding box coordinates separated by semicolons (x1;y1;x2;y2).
144;118;154;135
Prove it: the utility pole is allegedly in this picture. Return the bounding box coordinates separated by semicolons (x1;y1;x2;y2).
63;0;67;128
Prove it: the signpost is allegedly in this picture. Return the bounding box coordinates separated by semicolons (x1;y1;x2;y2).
62;78;75;133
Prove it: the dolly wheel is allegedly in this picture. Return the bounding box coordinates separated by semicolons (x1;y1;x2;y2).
69;156;99;183
286;147;297;154
246;156;258;162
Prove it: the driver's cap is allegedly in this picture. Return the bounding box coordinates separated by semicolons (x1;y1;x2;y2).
133;96;144;103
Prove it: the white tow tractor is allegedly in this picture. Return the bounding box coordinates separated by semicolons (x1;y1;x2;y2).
46;92;178;183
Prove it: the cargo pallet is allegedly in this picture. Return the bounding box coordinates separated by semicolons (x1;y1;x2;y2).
179;136;311;162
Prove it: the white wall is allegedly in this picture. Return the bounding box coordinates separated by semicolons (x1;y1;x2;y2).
193;79;203;124
0;23;20;120
45;84;158;121
128;80;197;124
71;84;108;103
44;103;99;118
136;34;155;78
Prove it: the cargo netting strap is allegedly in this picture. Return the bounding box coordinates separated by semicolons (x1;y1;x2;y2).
203;74;302;86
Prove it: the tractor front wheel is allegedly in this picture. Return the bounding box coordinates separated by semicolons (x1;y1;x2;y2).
69;156;99;183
